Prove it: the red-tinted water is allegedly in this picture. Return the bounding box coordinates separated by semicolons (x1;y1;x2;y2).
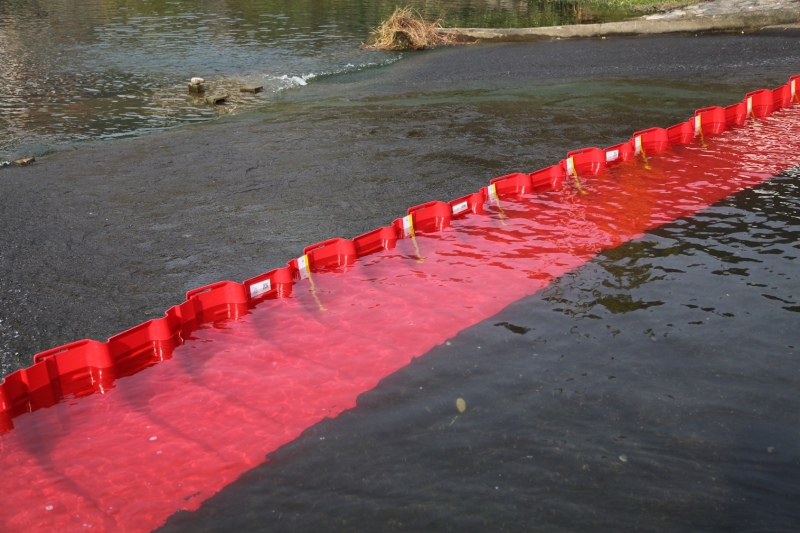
1;108;800;532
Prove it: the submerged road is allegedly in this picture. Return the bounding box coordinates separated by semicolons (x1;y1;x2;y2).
1;29;799;375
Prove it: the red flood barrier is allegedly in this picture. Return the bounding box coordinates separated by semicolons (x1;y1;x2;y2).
353;226;399;256
746;89;773;119
184;280;249;321
631;127;669;156
303;238;358;272
562;147;606;177
245;267;294;301
488;172;534;197
529;164;564;190
450;191;486;217
604;142;634;164
773;85;791;110
726;103;747;127
1;74;800;533
393;200;452;237
667;121;694;146
694;106;727;135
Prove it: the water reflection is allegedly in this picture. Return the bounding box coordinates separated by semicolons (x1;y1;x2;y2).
0;0;634;159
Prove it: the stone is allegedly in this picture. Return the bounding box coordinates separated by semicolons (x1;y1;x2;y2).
205;93;229;105
240;85;263;94
190;77;205;85
188;83;205;94
13;157;35;166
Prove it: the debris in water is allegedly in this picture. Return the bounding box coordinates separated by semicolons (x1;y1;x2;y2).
13;157;35;166
240;85;263;94
188;77;206;94
205;93;229;105
619;455;628;462
450;398;467;426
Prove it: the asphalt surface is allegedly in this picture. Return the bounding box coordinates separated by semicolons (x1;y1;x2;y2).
1;30;799;376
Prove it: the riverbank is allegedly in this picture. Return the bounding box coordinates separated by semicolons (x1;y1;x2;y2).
443;0;800;40
1;28;798;376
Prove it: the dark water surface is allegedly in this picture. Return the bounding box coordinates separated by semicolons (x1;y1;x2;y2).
0;33;798;375
158;168;800;532
0;0;634;160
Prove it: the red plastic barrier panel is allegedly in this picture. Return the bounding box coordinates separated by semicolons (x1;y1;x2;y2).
185;280;249;322
604;142;634;165
725;102;747;127
449;191;486;218
106;318;179;377
529;165;564;191
393;200;452;237
694;106;727;135
562;147;606;177
745;89;773;119
2;339;114;430
353;226;399;257
630;127;669;156
792;75;800;105
667;121;694;146
303;238;358;272
244;267;295;301
489;172;534;196
773;85;791;110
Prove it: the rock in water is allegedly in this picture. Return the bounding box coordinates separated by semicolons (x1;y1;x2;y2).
205;93;229;105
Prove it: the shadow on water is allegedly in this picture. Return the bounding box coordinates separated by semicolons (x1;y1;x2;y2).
157;168;800;532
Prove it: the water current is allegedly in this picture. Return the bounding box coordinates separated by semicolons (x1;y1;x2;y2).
0;0;634;160
0;1;798;531
2;106;799;531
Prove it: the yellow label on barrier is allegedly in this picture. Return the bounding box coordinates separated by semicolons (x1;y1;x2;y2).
694;114;702;137
566;156;576;177
402;215;415;238
297;254;309;280
488;183;498;202
634;136;643;156
747;97;753;118
793;80;798;102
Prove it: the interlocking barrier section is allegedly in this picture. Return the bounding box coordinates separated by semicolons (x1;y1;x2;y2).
1;74;800;531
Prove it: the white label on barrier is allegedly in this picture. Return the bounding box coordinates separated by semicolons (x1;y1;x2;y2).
297;255;309;279
566;156;576;176
605;149;619;162
452;201;468;215
488;183;498;201
694;115;701;136
402;215;412;237
747;97;753;115
634;136;642;155
249;279;272;298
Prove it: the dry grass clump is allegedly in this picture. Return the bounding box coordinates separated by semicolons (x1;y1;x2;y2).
364;7;459;51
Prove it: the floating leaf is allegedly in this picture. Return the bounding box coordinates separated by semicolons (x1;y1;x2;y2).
456;398;466;413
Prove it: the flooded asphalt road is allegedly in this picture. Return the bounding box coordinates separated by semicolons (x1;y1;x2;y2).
1;29;799;375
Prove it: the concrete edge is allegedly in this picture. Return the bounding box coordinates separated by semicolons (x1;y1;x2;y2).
440;7;800;41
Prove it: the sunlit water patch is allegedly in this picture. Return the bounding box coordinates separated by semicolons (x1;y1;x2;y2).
0;0;636;159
